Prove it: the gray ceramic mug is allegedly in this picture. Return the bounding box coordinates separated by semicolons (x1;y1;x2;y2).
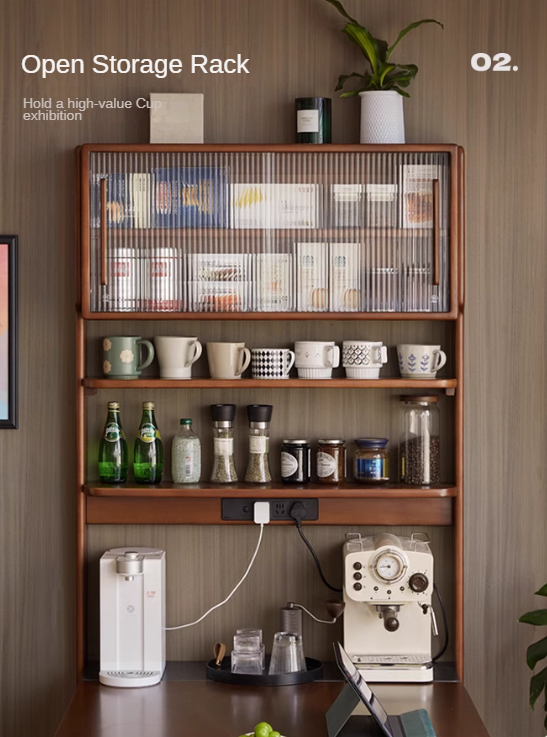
102;336;155;379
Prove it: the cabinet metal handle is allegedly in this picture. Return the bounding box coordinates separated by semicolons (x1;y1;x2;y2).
100;178;108;286
433;178;440;287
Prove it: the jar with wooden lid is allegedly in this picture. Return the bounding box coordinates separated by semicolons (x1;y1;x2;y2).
354;438;389;484
316;439;346;484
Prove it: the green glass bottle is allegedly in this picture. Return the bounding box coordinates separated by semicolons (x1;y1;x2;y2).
134;401;163;484
98;401;128;484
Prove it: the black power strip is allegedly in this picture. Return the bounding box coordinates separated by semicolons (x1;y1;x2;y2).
221;498;318;521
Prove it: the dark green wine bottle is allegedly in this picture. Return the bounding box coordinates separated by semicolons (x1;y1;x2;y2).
134;401;163;484
98;401;128;484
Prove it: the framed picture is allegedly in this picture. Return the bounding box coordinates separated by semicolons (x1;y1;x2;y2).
0;236;18;429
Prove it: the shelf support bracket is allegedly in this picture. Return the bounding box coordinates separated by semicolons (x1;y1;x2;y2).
445;387;456;396
84;387;97;396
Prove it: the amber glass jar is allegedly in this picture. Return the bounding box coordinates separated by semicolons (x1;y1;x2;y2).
316;439;346;484
354;438;389;484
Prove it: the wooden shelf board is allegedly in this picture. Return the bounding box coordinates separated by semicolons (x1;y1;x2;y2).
84;482;457;499
83;377;457;390
83;310;458;321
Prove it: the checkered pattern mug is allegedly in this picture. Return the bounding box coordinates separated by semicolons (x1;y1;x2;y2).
251;348;296;379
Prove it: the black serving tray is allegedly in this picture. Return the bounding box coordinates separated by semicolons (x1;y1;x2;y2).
206;656;323;686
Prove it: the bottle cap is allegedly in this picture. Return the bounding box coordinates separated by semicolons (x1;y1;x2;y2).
107;402;120;410
354;438;389;449
400;395;439;403
143;401;155;410
180;419;192;425
210;404;236;422
318;439;346;445
247;405;273;423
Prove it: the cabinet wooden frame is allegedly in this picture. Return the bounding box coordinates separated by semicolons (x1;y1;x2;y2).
75;143;465;683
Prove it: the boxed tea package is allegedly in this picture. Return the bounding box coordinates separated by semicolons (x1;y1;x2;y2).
253;253;294;311
295;242;328;311
153;167;228;228
329;242;361;312
231;184;319;229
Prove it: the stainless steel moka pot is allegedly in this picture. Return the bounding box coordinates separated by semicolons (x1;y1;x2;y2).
343;533;438;683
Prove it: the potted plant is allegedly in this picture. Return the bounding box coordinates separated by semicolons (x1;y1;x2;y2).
519;584;547;729
325;0;443;143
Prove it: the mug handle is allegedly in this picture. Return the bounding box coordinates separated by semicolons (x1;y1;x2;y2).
137;339;155;372
377;346;388;365
235;347;251;376
185;340;203;368
433;350;447;372
325;345;340;369
285;350;296;375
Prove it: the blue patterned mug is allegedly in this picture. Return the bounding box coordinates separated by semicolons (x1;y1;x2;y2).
397;344;447;379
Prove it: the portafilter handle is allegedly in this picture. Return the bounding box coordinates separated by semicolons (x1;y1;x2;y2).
285;600;346;625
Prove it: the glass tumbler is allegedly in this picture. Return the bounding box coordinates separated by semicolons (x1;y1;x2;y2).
268;632;306;675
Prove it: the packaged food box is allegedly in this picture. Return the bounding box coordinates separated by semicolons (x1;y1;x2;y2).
400;165;440;229
253;253;294;311
92;173;154;229
331;184;364;228
153;167;228;228
187;253;249;283
329;242;361;312
295;242;329;312
188;281;250;312
231;184;319;229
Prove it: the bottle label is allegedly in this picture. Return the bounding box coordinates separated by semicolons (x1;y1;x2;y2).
214;437;233;456
317;451;337;477
104;423;123;442
249;436;268;454
356;458;385;479
297;109;319;133
139;423;158;443
281;451;299;478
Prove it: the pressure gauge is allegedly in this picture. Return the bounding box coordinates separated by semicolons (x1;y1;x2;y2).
371;549;407;584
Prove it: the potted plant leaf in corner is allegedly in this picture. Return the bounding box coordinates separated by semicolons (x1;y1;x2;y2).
325;0;443;143
519;584;547;729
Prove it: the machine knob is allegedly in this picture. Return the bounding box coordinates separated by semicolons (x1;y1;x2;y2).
353;572;362;580
409;573;429;593
383;609;400;632
353;583;362;591
353;562;362;570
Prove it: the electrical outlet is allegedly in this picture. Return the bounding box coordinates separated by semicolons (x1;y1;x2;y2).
221;498;318;521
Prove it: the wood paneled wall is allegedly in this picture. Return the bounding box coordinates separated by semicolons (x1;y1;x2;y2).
0;1;545;736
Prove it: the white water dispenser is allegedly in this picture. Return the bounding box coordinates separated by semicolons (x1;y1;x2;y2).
99;547;166;688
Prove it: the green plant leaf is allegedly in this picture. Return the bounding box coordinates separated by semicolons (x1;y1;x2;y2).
536;584;547;597
520;609;547;626
378;63;397;86
391;87;411;98
324;0;357;24
340;89;363;98
530;665;547;709
386;20;444;61
527;637;547;671
343;22;380;74
335;72;366;91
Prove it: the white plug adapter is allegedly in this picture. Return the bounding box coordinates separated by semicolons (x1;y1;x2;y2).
253;501;270;524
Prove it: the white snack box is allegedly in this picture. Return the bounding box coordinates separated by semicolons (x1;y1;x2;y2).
296;242;329;312
329;242;361;312
253;253;294;312
231;184;319;229
188;253;249;283
188;281;250;313
400;164;440;229
150;93;204;144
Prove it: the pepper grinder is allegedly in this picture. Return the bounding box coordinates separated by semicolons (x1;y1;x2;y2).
244;404;273;483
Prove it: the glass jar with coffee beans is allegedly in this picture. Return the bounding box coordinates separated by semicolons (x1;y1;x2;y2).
399;395;441;485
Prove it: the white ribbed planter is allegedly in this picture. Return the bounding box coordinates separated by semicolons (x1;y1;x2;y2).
359;91;405;144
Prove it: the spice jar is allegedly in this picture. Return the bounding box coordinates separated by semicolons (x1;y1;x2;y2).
354;438;389;484
316;439;346;484
244;405;273;484
281;440;311;484
399;395;441;485
210;404;238;484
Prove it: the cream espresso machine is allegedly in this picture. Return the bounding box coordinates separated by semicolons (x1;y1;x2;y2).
99;547;166;688
343;533;438;682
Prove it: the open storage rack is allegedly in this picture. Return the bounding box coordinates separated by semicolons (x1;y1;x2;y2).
76;143;465;682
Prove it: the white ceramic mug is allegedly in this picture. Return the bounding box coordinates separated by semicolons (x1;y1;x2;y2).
207;342;251;380
397;344;447;379
251;348;296;379
342;340;388;379
294;341;340;379
154;336;202;379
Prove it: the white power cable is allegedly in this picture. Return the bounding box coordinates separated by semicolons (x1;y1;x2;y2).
165;523;265;631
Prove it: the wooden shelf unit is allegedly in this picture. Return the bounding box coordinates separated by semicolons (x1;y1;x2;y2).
76;143;465;682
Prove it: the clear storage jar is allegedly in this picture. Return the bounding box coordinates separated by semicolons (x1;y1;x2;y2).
244;405;273;484
210;404;238;483
399;395;441;485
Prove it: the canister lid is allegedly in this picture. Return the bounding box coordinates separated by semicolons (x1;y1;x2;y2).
247;404;273;423
318;439;346;445
210;404;236;421
282;439;309;445
399;395;439;403
354;438;389;448
143;401;155;410
107;401;120;410
180;418;192;425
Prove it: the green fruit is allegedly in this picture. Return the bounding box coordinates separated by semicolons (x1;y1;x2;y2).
270;732;281;737
254;724;273;737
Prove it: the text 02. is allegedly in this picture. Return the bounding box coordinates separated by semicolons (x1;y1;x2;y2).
471;53;518;72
